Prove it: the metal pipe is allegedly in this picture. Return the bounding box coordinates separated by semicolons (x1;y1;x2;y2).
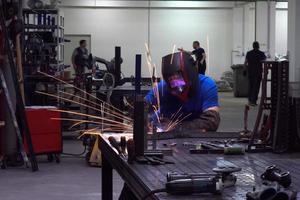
115;46;121;86
267;0;271;57
255;1;257;41
242;4;246;55
147;0;151;48
135;54;142;95
60;6;233;10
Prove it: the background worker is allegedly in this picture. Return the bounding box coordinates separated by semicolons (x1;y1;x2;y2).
119;51;220;200
244;41;266;106
178;41;207;75
71;40;89;96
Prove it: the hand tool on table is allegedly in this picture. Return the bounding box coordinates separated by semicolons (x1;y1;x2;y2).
261;165;292;188
188;140;245;155
212;165;242;188
246;182;297;200
167;162;242;188
127;138;173;165
165;177;222;195
141;176;222;200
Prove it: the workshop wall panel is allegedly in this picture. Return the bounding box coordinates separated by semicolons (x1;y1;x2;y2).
63;8;148;77
275;10;288;56
149;8;233;79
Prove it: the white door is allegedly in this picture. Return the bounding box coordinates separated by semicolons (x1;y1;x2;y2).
64;34;91;78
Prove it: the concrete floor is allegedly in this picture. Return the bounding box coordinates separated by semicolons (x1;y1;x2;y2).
0;92;257;200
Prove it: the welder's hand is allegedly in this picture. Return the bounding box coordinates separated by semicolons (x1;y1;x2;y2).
178;121;206;133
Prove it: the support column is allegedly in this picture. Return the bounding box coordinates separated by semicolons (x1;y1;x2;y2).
288;0;300;81
232;2;255;65
255;1;276;58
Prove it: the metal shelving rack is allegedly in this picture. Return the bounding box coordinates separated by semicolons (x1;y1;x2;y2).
22;9;64;106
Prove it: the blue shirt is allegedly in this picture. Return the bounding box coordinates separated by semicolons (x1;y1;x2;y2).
145;75;219;122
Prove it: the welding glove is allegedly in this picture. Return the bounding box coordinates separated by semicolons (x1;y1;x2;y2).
177;110;220;132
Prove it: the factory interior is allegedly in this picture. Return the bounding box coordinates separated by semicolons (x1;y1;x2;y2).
0;0;300;200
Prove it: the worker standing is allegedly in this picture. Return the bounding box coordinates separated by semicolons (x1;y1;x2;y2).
71;40;89;95
244;41;266;106
178;41;207;75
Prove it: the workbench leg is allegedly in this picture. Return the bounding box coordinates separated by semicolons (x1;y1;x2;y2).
102;154;113;200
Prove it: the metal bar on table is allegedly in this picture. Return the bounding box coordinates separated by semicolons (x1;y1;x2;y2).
148;131;240;140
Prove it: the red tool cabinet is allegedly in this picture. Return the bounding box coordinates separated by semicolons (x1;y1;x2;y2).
24;106;62;162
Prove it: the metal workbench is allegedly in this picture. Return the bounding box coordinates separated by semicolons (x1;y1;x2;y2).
99;134;300;200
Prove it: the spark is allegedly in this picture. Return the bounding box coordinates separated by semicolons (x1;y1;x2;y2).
36;91;132;122
57;90;129;120
152;105;161;123
37;71;126;117
170;44;176;64
50;109;132;128
166;113;192;132
52;118;132;130
170;106;183;122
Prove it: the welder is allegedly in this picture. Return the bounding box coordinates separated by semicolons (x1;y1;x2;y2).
145;51;220;132
118;52;220;200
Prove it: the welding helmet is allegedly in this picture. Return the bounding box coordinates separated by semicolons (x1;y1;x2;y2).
161;52;199;101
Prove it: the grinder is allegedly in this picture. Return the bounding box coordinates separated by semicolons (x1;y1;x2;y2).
165;177;222;195
167;172;218;182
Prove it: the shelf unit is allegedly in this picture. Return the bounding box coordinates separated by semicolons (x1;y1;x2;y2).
22;9;65;106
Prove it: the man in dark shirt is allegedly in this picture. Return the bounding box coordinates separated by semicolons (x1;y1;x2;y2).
244;41;266;106
178;41;207;75
71;39;89;76
71;40;89;96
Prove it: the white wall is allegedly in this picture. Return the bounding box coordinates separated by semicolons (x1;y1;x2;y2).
275;2;288;57
232;3;255;65
63;8;148;77
232;2;288;65
149;9;233;79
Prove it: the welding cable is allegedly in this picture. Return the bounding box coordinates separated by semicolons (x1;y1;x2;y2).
61;144;87;158
141;188;166;200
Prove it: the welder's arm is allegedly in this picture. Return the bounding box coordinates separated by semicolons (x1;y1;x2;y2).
178;108;220;132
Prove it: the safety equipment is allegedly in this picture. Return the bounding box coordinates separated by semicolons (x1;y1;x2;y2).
161;52;198;101
178;110;220;131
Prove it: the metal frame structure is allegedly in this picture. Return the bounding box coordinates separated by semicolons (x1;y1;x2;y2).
248;61;289;153
22;8;65;106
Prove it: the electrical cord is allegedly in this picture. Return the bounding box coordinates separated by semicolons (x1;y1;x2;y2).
61;144;87;157
141;188;166;200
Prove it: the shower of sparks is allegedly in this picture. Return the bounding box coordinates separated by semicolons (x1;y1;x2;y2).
36;91;132;123
170;44;176;65
144;44;161;117
38;71;127;118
